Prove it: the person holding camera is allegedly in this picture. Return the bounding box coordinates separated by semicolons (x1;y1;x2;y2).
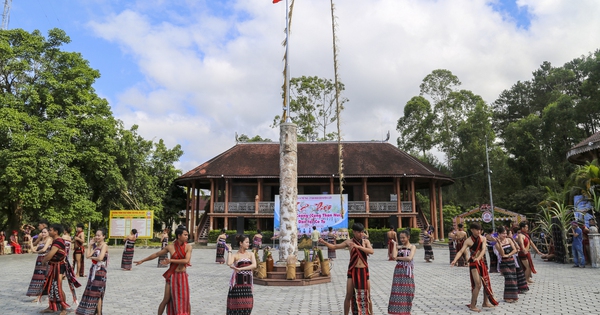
388;230;416;314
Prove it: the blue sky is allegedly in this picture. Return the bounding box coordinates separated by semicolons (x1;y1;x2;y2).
5;0;600;172
490;0;532;29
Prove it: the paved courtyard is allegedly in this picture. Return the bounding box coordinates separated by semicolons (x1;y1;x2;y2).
1;245;599;314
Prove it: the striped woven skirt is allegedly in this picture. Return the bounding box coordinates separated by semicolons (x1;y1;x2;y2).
499;257;519;300
121;242;134;270
227;274;253;314
448;242;456;263
167;271;190;315
75;265;107;315
387;264;414;315
328;238;337;259
216;242;226;263
21;236;32;253
349;267;371;315
488;245;498;273
26;254;48;296
424;245;434;261
515;257;529;293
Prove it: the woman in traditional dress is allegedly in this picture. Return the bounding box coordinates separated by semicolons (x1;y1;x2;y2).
511;226;529;293
216;228;227;264
423;225;434;262
0;231;6;255
62;226;73;263
9;230;22;254
26;228;51;302
494;226;519;303
252;229;263;250
21;225;34;254
327;226;337;261
448;229;457;264
158;228;170;268
388;230;416;315
76;228;109;315
39;224;75;315
485;228;498;273
226;234;257;315
121;229;137;270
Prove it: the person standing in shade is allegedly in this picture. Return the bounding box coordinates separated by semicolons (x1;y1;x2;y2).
423;225;434;262
216;228;228;264
485;228;498;273
571;221;585;268
252;229;263;250
454;224;468;266
327;226;337;261
9;230;22;254
311;226;321;249
62;225;73;262
0;231;5;255
73;223;86;277
158;228;170;268
388;230;416;315
135;225;193;315
451;222;498;313
320;223;374;315
121;229;137;270
76;228;109;315
448;227;457;264
225;234;257;315
21;224;34;254
387;227;398;261
494;226;519;303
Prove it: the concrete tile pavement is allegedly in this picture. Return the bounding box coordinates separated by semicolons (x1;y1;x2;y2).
0;246;599;314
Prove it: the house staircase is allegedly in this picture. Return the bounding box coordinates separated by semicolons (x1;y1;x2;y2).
195;213;210;245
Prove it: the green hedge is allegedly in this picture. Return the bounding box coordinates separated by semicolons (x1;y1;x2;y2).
208;230;273;244
409;228;421;244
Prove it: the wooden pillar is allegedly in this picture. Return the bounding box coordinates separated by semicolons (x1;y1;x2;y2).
210;179;215;215
364;218;369;229
192;181;197;240
411;178;417;228
185;184;190;231
431;181;438;240
438;184;444;241
255;195;259;215
257;179;263;201
363;178;369;214
224;179;229;229
396;177;401;229
330;177;334;194
209;216;214;231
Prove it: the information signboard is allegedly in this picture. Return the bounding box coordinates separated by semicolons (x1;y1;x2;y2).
109;210;154;239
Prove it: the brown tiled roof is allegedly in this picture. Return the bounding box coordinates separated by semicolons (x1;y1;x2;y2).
567;131;600;164
177;142;453;184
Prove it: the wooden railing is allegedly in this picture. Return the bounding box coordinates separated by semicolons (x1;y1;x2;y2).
213;201;412;214
348;201;366;213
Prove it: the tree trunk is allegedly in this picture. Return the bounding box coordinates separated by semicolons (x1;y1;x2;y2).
278;123;298;262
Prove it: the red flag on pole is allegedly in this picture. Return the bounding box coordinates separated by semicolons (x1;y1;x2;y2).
273;0;282;3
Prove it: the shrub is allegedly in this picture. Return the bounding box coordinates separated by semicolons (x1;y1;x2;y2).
366;228;386;244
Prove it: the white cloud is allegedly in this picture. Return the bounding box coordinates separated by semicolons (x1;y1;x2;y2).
87;0;600;173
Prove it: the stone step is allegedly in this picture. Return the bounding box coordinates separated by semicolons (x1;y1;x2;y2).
254;275;331;286
266;271;304;279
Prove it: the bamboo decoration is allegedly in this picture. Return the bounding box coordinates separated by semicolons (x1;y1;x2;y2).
330;0;345;215
280;0;297;123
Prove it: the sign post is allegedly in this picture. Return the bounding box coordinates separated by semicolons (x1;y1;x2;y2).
109;210;154;240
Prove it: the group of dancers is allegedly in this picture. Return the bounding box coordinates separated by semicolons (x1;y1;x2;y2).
449;221;542;313
15;218;545;315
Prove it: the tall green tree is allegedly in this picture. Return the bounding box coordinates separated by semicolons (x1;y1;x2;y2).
0;28;184;231
273;76;347;141
396;96;435;158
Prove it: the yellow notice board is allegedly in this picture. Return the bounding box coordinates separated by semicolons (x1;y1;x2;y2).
109;210;154;239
